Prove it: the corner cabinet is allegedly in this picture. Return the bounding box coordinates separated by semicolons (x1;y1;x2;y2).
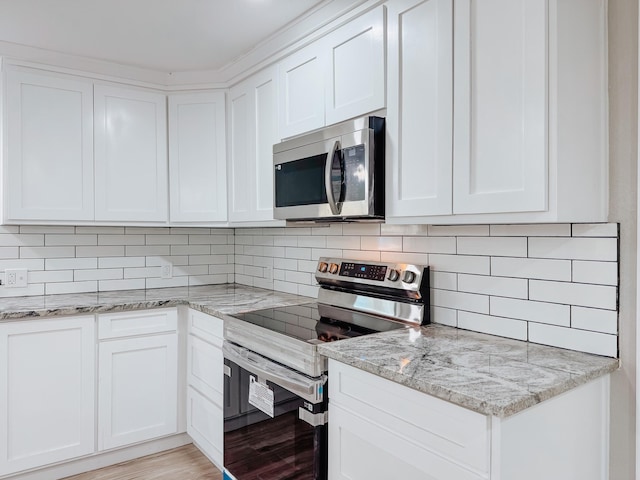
228;66;283;225
329;360;610;480
278;6;386;139
386;0;608;224
168;91;227;224
94;84;168;222
0;316;96;477
3;69;95;222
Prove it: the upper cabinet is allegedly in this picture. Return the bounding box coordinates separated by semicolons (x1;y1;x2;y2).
324;6;386;126
168;92;227;224
94;85;168;222
386;0;608;224
452;0;547;215
229;66;283;225
278;6;386;139
386;0;453;218
4;70;94;222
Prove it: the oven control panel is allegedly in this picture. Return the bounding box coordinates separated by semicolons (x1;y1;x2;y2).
339;262;387;281
316;257;428;294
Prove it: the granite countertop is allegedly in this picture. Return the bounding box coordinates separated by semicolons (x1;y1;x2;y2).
0;284;314;320
318;324;619;418
1;284;619;418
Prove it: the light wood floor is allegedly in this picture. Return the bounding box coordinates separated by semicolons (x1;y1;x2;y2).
62;445;223;480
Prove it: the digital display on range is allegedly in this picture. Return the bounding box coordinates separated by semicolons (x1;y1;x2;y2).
339;262;387;281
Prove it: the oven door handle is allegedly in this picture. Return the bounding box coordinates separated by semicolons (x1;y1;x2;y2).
223;341;326;404
324;139;342;215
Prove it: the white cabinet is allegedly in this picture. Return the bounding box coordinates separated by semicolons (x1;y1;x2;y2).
328;360;610;480
3;69;94;222
94;84;168;222
278;42;326;139
386;0;607;224
386;0;453;217
324;6;386;126
452;0;546;214
0;316;95;476
278;6;385;139
229;66;283;225
185;309;224;467
98;309;178;450
168;91;227;224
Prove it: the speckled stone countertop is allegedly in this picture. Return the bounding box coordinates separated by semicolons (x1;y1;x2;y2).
0;284;313;320
318;324;619;418
1;285;619;418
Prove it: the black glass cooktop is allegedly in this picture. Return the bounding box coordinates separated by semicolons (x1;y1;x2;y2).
231;302;409;344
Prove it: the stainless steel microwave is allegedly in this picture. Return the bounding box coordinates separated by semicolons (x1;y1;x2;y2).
273;116;385;222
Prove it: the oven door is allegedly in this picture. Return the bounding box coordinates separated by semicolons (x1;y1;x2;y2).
273;129;373;221
222;341;328;480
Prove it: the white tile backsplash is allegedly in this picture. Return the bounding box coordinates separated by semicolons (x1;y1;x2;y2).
0;227;235;296
235;222;619;357
0;222;619;358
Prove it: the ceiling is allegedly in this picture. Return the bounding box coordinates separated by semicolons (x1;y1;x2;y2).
0;0;326;73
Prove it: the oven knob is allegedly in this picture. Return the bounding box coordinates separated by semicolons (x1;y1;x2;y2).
402;270;416;283
387;269;400;282
329;263;339;274
318;262;328;273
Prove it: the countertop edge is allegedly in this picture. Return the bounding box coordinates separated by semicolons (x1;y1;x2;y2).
319;345;619;418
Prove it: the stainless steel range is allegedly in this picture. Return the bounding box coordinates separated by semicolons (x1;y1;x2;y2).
222;257;430;480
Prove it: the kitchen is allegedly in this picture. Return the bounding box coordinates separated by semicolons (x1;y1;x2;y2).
0;0;635;479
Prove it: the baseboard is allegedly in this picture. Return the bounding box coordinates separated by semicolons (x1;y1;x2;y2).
2;434;193;480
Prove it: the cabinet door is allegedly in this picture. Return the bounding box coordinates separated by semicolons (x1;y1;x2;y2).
168;92;227;223
229;66;281;223
278;43;326;139
325;6;386;125
187;387;223;468
94;85;168;222
4;70;94;222
187;335;223;401
0;316;95;476
98;333;178;450
453;0;547;214
386;0;453;218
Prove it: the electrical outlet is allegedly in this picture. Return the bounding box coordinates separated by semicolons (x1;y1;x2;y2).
5;269;28;288
160;263;173;279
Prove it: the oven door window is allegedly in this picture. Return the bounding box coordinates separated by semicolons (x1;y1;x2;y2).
224;358;327;480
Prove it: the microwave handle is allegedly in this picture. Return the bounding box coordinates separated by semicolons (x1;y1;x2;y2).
324;140;342;215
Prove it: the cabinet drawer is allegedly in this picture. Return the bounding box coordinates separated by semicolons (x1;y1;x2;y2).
329;403;487;480
98;308;177;339
187;387;223;468
188;308;223;346
187;334;223;401
329;360;489;474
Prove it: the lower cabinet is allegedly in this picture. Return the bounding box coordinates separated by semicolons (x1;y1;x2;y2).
0;316;96;476
97;309;179;451
328;360;610;480
186;309;224;468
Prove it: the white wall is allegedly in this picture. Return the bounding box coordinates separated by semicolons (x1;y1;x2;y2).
609;0;638;478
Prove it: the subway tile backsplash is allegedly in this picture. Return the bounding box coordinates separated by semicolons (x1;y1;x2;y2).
234;223;619;357
0;225;234;296
0;222;619;357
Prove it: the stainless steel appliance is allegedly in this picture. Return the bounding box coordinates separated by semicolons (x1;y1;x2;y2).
273;116;385;222
222;257;430;480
